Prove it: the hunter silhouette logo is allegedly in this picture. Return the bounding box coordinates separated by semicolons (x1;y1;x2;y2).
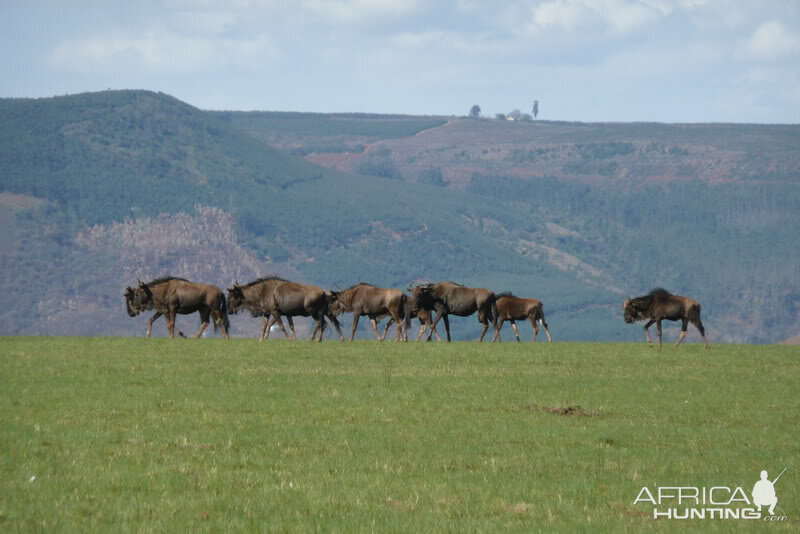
753;468;785;516
633;468;788;521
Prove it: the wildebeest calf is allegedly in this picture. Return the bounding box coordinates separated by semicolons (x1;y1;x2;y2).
492;293;552;342
379;295;441;341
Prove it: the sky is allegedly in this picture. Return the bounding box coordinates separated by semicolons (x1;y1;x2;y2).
1;0;799;123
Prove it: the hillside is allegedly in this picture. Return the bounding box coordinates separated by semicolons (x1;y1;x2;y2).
1;90;798;342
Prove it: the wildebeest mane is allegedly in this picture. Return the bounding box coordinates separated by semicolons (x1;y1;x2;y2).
340;282;376;292
629;288;672;312
496;291;516;299
241;275;289;288
648;288;672;297
144;276;189;287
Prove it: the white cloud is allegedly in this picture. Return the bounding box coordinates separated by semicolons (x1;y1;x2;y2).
530;1;589;31
522;0;669;36
739;21;800;61
301;0;421;23
602;0;664;33
172;10;240;35
48;30;278;74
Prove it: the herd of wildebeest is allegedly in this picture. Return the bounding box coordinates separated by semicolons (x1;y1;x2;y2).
124;276;709;347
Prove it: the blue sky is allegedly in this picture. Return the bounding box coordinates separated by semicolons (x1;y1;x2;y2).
2;1;799;122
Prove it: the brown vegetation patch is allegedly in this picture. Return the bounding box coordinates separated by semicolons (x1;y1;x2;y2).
523;404;599;417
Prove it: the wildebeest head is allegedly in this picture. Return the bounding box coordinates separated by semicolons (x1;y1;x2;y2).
326;290;344;315
226;283;245;315
622;297;645;323
124;286;138;317
124;281;153;317
410;283;436;311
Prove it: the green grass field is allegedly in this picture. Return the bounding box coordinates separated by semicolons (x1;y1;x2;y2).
1;337;797;532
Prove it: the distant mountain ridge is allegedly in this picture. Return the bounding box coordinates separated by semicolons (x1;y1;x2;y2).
1;90;798;342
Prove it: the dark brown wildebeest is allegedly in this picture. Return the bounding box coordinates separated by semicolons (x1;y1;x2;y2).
492;293;552;343
411;281;498;342
309;290;348;342
330;283;408;341
378;295;441;341
124;277;230;339
623;288;708;348
226;277;344;342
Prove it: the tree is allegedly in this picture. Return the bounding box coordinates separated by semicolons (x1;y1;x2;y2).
495;113;506;120
532;100;539;119
469;105;481;118
509;109;522;120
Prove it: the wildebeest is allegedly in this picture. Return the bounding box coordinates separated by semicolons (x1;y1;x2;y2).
226;277;344;342
411;281;498;342
492;293;552;343
379;295;441;341
623;288;708;348
330;283;408;341
124;277;230;339
309;290;346;342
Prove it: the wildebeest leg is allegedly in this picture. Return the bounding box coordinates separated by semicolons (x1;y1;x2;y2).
428;310;446;341
211;309;229;339
540;317;553;343
478;315;490;342
350;312;360;341
381;319;393;341
313;315;326;343
287;316;297;340
429;320;441;341
693;318;708;349
369;317;382;341
528;317;538;342
260;316;270;341
146;311;162;338
327;313;345;341
493;317;504;342
167;309;178;339
272;314;292;339
643;320;655;346
511;320;521;342
442;314;452;342
194;321;209;338
416;319;427;341
392;312;404;342
265;316;276;340
656;320;663;348
193;309;211;338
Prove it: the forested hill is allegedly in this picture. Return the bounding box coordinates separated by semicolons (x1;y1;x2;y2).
1;90;798;343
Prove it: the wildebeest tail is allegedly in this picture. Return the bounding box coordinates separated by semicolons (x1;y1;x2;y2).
490;293;499;330
216;293;231;334
401;292;410;340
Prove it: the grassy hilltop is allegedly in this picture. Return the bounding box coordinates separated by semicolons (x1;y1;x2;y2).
0;337;797;531
1;90;799;342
